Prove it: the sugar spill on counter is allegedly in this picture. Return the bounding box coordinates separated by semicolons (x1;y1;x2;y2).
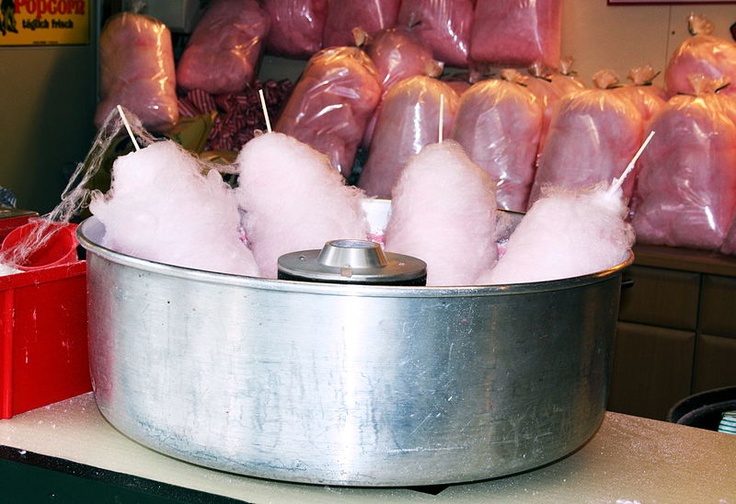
234;131;369;278
384;140;498;286
89;140;259;276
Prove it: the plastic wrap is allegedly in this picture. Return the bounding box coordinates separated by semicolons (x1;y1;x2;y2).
262;0;327;58
357;26;443;93
452;77;543;212
631;87;736;251
627;63;668;99
357;25;443;148
357;75;459;198
612;65;667;124
397;0;474;68
528;86;644;209
95;12;178;133
665;14;736;97
548;57;586;96
721;215;736;255
322;0;401;48
516;67;563;159
176;0;270;95
274;47;382;177
470;0;562;69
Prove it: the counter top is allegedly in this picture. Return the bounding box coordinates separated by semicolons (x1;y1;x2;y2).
1;393;735;503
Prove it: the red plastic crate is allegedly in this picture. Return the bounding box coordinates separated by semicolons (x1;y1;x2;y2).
0;209;38;243
0;260;90;419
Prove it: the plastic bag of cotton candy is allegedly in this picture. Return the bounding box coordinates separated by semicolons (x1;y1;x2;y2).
665;13;736;99
451;71;544;213
527;70;644;208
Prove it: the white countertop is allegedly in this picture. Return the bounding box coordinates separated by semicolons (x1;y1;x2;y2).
1;393;735;503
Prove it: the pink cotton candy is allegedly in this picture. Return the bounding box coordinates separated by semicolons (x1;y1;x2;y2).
518;68;564;158
397;0;473;68
527;87;644;208
322;0;401;48
358;76;460;199
95;13;178;133
176;0;270;95
384;140;497;286
452;77;544;213
665;14;736;98
358;25;444;148
358;25;444;94
235;132;370;278
470;0;562;69
478;184;634;285
612;65;667;124
274;46;383;177
631;91;736;251
89;140;259;277
262;0;327;58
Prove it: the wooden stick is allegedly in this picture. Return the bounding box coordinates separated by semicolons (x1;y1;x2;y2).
116;105;141;151
608;130;655;196
258;89;272;133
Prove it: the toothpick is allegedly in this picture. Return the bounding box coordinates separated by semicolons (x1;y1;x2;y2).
607;130;655;196
258;88;272;133
117;105;141;151
438;94;445;143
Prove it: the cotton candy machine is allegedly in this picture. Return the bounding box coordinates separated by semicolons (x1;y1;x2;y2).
77;216;632;487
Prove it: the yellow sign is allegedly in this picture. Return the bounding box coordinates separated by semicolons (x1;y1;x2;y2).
0;0;90;46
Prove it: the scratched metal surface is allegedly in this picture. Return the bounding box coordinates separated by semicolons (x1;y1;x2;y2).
78;217;630;487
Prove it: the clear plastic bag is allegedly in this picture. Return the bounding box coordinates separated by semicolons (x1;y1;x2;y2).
665;14;736;98
262;0;327;58
528;85;644;208
470;0;562;69
632;84;736;251
397;0;474;68
612;64;667;124
548;57;586;96
274;47;383;177
520;65;564;156
357;25;444;148
358;75;460;198
357;26;443;93
95;12;178;133
452;76;543;212
176;0;270;95
322;0;401;48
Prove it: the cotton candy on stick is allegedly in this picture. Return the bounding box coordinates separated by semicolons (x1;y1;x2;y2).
89;140;259;276
477;183;634;285
235;132;369;278
383;140;498;286
474;134;654;285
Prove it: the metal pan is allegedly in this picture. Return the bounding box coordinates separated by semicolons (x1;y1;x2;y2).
78;216;632;487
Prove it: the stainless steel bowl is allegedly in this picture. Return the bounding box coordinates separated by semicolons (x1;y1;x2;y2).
78;217;632;487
